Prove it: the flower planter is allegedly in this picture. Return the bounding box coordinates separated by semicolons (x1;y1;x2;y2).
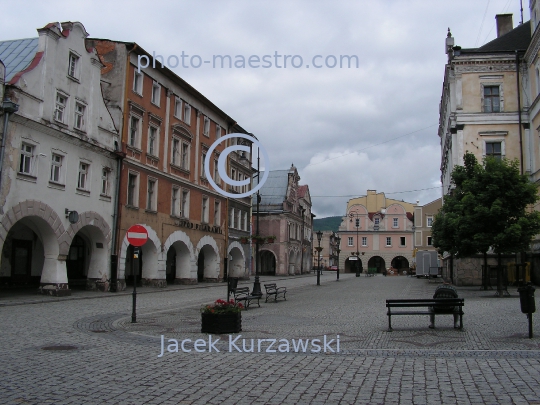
201;312;242;334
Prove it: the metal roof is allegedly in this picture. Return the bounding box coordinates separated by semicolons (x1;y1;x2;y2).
0;38;39;82
253;169;289;211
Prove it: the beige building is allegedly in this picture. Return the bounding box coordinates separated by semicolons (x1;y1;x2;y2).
338;190;414;274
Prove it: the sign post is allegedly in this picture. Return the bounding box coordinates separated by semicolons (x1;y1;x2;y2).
127;225;148;323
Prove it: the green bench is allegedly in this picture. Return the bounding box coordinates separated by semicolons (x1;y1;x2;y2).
366;267;377;277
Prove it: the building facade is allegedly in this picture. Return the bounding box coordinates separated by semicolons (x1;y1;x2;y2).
0;22;119;295
254;165;313;276
338;190;414;274
87;39;252;289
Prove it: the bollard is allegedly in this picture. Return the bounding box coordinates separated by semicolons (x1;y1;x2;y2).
517;283;536;338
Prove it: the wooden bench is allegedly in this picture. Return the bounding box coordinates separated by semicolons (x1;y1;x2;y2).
386;298;464;331
264;283;287;302
232;287;260;309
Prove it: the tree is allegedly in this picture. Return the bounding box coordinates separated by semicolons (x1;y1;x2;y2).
432;152;540;292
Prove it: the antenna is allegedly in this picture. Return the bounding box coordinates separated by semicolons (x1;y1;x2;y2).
521;0;524;25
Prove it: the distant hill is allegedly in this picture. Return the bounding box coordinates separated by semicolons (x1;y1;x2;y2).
313;216;342;232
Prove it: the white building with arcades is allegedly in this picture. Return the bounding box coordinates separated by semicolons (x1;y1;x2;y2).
0;22;120;295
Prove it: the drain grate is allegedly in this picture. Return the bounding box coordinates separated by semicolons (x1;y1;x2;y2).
91;330;109;333
41;345;78;351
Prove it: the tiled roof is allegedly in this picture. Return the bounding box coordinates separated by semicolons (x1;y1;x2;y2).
298;185;308;198
0;38;39;82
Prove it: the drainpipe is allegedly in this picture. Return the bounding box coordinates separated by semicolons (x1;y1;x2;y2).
516;50;524;175
0;97;19;199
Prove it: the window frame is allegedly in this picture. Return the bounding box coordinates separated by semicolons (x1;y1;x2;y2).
147;125;159;157
426;216;433;227
54;91;68;123
181;189;190;218
174;97;182;118
214;201;221;226
348;237;353;247
171;186;180;217
68;52;80;80
392;218;399;228
128;114;142;149
203;116;210;137
386;237;392;247
133;71;143;95
400;236;406;247
202;196;209;223
19;142;35;176
127;171;140;207
151;81;161;106
183;102;191;125
74;101;86;131
146;177;157;212
361;236;367;247
77;161;90;191
50;153;64;184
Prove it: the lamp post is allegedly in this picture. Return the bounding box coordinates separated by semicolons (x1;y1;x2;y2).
336;236;341;281
316;230;323;286
300;206;306;273
349;212;362;276
252;148;263;297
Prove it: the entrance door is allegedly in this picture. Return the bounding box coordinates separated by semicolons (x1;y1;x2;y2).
11;240;32;284
67;235;86;280
197;251;205;282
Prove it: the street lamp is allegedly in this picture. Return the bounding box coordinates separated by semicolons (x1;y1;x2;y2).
316;230;323;286
349;212;362;276
336;236;341;281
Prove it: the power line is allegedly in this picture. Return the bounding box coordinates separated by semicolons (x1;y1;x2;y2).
310;186;442;198
306;123;438;168
475;0;491;47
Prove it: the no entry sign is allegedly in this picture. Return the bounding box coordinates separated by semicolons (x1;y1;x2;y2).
127;224;148;247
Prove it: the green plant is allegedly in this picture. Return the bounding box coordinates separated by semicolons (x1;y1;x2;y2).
201;299;243;314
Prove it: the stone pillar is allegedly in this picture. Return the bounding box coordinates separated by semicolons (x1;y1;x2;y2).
39;254;71;296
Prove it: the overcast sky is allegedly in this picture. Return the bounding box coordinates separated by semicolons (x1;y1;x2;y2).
0;0;530;218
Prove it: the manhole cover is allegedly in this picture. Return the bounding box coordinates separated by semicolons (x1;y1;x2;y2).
41;345;78;351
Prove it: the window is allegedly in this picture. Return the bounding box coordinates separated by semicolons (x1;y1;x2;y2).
147;179;156;211
151;81;161;106
427;216;433;227
183;103;191;124
148;126;158;156
181;143;189;170
486;142;502;160
374;217;380;225
74;102;85;131
174;97;182;118
230;208;235;228
393;218;398;228
348;237;353;246
50;153;63;183
214;159;220;183
55;92;67;123
127;172;139;207
386;237;392;246
216;125;221;139
400;237;406;247
19;143;34;175
77;162;89;190
201;152;207;178
181;190;189;217
129;116;141;148
427;236;433;246
484;86;500;113
68;53;79;79
243;212;248;231
171;187;179;216
171;138;180;165
133;71;143;94
202;196;209;223
203;116;210;136
214;201;220;226
101;169;110;196
237;210;241;231
361;237;367;247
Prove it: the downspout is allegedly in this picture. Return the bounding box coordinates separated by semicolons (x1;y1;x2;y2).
111;43;138;291
516;50;524;175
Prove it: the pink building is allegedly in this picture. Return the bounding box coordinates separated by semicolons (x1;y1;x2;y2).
253;165;313;276
338;190;415;274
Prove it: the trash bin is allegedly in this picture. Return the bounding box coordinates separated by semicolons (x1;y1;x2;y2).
518;283;536;314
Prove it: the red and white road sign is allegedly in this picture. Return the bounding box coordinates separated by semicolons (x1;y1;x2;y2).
126;224;148;247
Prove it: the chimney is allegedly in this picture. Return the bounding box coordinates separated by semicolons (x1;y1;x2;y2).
496;14;513;37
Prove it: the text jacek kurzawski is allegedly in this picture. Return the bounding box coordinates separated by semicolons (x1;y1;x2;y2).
158;335;340;356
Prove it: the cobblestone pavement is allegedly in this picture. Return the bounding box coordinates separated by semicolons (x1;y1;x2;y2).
1;273;540;404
